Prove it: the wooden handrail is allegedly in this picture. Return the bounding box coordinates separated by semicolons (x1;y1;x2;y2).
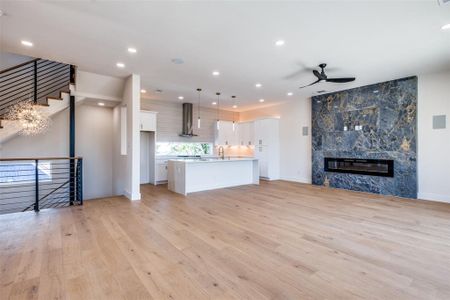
0;58;40;75
0;156;82;162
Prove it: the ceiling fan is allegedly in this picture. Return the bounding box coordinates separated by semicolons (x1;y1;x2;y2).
299;63;355;88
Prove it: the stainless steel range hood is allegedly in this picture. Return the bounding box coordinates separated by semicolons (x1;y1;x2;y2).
179;103;198;137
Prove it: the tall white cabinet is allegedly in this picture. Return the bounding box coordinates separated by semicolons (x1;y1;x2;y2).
253;118;280;180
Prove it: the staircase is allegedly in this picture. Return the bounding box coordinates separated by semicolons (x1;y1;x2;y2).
0;58;82;215
0;58;75;143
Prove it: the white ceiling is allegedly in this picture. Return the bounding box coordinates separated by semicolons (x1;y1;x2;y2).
1;1;449;111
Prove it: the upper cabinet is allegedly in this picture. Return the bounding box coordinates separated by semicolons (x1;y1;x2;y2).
140;110;157;131
238;121;254;146
215;120;238;146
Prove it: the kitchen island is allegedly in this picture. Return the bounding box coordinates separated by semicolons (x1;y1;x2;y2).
168;158;259;195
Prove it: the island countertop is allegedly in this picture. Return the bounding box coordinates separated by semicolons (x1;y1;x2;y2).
168;157;259;195
168;157;257;164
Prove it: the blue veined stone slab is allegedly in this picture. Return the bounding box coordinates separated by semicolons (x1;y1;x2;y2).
311;76;417;198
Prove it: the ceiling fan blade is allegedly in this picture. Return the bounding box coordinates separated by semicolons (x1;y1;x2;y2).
299;79;321;89
325;77;355;83
313;70;322;79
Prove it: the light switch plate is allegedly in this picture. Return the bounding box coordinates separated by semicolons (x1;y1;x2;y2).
302;126;309;136
433;115;446;129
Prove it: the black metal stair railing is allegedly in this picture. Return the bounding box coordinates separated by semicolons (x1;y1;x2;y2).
0;157;83;215
0;58;74;120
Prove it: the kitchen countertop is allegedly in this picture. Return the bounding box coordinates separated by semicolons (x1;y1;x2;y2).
169;157;257;164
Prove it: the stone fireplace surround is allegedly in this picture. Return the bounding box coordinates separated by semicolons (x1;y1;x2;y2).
311;76;417;198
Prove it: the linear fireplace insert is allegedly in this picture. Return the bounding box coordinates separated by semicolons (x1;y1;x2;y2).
324;157;394;177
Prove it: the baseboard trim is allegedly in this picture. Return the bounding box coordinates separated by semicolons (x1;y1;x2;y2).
124;190;141;201
280;176;312;184
418;192;450;204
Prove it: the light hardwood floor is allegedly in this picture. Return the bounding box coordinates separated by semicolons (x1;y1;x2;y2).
1;181;450;299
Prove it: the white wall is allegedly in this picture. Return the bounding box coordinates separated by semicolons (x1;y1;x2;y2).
240;98;312;183
112;74;141;200
141;99;237;143
418;70;450;203
0;104;114;200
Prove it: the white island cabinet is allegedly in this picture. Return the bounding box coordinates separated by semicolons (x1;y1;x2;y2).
168;158;259;195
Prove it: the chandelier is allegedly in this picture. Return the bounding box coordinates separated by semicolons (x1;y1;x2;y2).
7;101;51;135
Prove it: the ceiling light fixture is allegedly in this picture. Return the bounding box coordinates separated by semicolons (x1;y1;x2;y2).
178;96;184;100
212;102;217;105
255;83;262;88
232;96;237;131
275;40;285;46
98;102;105;106
212;71;220;76
197;88;202;129
116;62;125;68
127;47;137;53
442;24;450;30
259;99;265;103
216;92;221;130
21;40;33;47
287;92;293;96
7;101;51;135
140;89;147;93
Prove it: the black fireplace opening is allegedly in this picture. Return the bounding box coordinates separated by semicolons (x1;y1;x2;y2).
324;157;394;177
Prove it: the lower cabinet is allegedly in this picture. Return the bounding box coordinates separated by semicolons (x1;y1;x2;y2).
155;161;168;183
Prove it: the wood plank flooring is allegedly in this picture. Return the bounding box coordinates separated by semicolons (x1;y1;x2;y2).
1;181;450;299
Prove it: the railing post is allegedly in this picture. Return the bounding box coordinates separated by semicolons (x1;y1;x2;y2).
33;60;38;104
79;158;83;205
34;159;39;212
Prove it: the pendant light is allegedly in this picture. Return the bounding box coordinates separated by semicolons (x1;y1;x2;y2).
231;95;237;131
196;88;202;129
216;92;221;130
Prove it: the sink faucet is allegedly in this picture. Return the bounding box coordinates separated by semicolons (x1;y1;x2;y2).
218;146;225;159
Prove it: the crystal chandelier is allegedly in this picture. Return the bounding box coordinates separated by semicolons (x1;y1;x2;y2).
7;101;51;135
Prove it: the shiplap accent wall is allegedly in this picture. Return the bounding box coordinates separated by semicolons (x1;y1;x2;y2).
141;99;239;143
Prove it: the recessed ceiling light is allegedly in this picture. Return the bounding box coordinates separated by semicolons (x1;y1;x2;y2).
259;99;265;103
178;96;184;100
140;89;147;93
116;62;125;68
232;105;238;109
98;102;105;106
21;40;33;47
287;92;293;96
212;71;220;76
255;83;262;88
275;40;285;46
441;24;450;30
212;102;217;105
127;47;137;53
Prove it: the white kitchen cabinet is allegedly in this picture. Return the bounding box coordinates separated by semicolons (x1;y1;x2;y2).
140;110;157;131
253;118;280;180
155;160;168;182
215;120;238;146
238;121;254;146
